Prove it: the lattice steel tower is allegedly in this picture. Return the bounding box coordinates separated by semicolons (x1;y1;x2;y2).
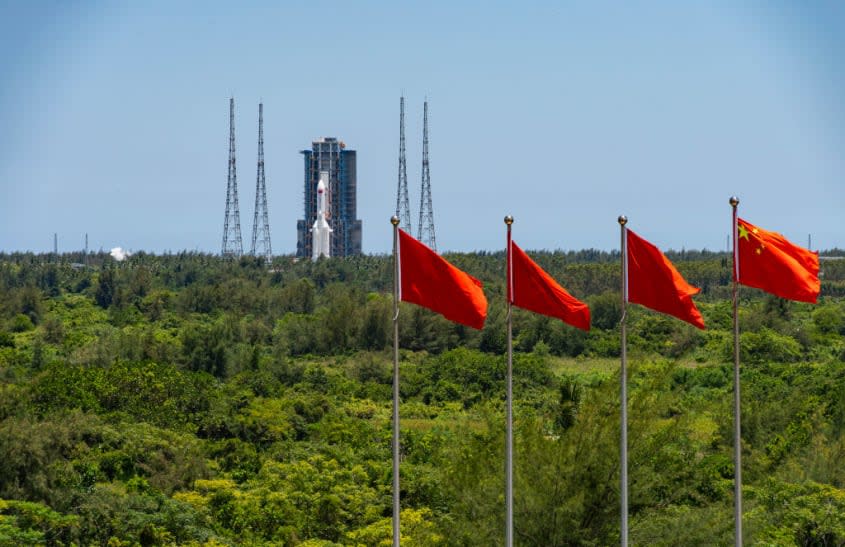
222;97;243;257
395;95;412;233
250;102;272;262
417;99;436;251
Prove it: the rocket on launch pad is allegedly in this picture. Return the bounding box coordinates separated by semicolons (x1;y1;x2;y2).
311;172;332;261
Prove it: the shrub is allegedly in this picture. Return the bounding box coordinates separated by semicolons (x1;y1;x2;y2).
10;314;33;333
740;328;802;363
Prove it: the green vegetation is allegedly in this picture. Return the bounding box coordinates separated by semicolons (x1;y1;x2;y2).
0;250;844;545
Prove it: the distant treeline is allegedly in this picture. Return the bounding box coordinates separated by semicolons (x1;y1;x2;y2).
1;247;844;298
2;250;844;365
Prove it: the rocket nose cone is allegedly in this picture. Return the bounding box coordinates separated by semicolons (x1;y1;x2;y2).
317;180;326;191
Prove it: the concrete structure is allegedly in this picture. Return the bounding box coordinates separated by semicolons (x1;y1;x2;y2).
297;137;362;258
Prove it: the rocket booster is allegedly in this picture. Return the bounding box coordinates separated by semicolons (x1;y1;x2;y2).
311;173;332;260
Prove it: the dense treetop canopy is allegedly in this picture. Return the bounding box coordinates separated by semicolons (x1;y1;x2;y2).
0;251;844;544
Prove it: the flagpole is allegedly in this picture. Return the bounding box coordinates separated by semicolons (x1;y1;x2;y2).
391;215;401;547
618;215;629;547
504;215;514;547
730;196;742;546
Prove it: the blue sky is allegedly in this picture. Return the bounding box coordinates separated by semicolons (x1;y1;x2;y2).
1;1;843;255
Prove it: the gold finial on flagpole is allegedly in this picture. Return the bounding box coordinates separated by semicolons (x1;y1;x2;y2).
390;216;400;226
729;196;739;208
504;215;514;225
618;215;628;226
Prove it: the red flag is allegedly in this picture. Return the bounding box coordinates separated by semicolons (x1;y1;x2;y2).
736;218;820;303
508;240;590;331
398;229;487;329
626;229;705;329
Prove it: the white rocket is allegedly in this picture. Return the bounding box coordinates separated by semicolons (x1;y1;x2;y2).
311;172;332;261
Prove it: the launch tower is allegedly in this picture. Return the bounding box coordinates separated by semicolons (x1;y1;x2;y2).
296;138;362;258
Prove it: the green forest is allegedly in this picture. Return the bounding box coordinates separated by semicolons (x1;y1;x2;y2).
1;249;845;546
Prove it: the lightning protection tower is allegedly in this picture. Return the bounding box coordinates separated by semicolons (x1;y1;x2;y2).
395;95;412;233
250;102;272;263
222;97;244;257
417;99;436;251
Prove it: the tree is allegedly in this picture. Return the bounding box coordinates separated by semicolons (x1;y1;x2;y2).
95;269;116;309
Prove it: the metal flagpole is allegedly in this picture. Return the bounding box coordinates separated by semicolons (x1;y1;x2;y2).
505;215;514;547
391;215;401;547
618;215;629;547
730;196;742;546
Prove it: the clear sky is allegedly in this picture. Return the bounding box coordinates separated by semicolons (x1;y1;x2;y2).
1;1;843;255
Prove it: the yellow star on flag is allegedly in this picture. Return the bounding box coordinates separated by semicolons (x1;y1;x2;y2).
738;223;750;241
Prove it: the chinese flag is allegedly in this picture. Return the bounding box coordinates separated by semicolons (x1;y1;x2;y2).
398;229;488;329
508;240;590;331
736;218;820;303
626;229;705;329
